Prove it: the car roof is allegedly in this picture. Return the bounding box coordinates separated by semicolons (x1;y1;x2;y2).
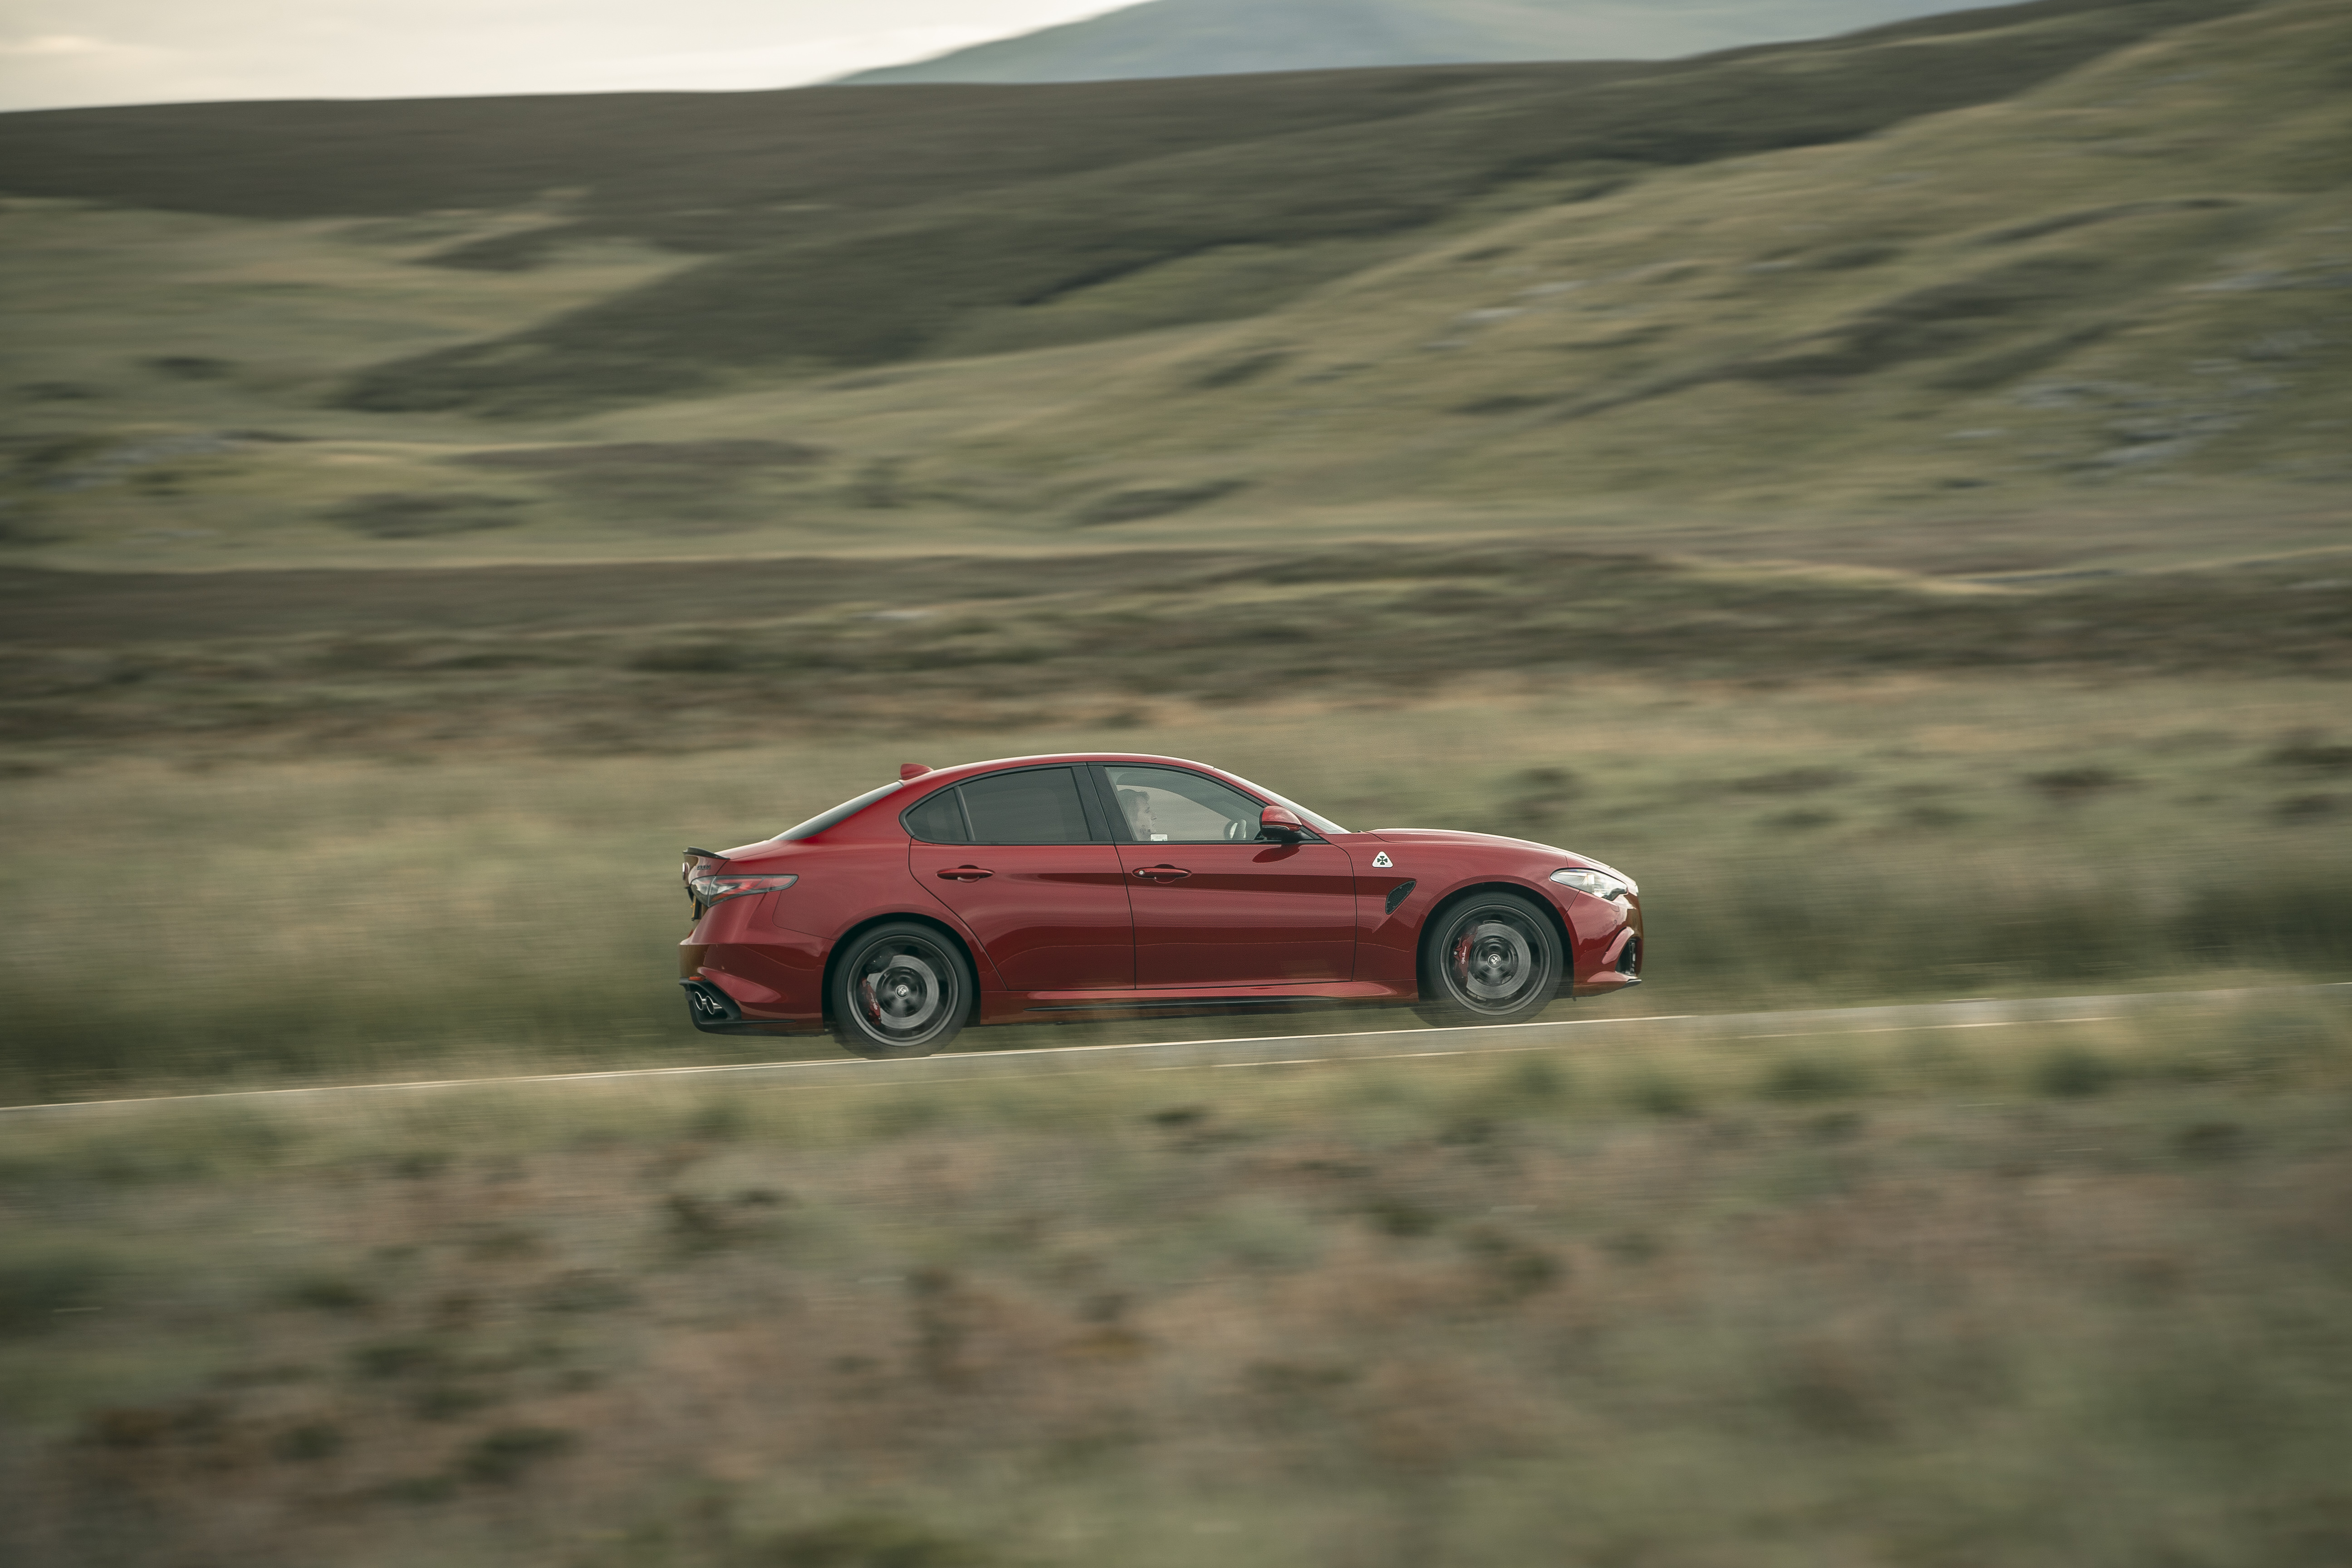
909;753;1232;785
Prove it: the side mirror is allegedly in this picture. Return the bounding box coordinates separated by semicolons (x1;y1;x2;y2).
1259;805;1309;843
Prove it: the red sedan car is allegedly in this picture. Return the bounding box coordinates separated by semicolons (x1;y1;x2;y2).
678;754;1642;1057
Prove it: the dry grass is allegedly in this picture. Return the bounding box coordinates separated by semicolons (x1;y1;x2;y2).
3;995;2347;1566
1;676;2346;1101
2;548;2348;769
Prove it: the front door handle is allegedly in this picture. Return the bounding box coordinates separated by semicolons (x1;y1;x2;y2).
1133;865;1191;882
936;866;993;882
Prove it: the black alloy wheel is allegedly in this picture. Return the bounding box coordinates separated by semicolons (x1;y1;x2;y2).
829;922;974;1058
1413;891;1564;1028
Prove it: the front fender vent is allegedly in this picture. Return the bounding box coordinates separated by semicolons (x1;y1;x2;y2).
1384;879;1416;916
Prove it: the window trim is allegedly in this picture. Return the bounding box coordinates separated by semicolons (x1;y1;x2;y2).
1071;762;1119;843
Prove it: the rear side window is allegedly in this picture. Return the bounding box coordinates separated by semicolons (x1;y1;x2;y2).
960;767;1093;845
902;788;970;844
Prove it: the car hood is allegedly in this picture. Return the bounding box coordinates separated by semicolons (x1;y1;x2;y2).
1364;828;1574;858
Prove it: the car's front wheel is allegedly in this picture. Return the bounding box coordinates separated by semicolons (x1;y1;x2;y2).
1413;891;1564;1028
829;922;974;1058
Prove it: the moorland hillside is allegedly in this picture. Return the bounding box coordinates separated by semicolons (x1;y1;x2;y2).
960;0;2352;524
839;0;1990;84
0;0;2341;573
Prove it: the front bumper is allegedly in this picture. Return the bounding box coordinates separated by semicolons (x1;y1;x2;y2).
1564;891;1643;997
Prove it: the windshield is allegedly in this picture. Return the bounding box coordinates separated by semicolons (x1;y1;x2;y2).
777;780;903;842
1221;771;1349;836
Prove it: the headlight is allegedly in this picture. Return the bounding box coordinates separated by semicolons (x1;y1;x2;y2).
1551;867;1632;902
690;872;799;905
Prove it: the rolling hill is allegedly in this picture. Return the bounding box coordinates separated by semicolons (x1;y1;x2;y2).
255;0;2278;411
842;0;1996;85
953;0;2352;523
0;0;2342;575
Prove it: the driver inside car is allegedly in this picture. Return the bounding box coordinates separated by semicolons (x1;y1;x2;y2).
1117;787;1167;841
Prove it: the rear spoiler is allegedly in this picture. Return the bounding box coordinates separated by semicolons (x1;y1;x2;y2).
682;848;729;918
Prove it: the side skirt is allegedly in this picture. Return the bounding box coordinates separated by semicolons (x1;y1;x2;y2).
982;981;1416;1026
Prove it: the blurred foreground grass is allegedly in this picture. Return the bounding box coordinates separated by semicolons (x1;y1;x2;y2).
2;676;2346;1102
3;992;2347;1565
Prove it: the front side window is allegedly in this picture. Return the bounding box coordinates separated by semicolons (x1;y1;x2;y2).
1105;764;1270;843
959;767;1094;845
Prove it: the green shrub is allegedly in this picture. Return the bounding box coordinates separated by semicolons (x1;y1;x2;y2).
1761;1057;1869;1102
459;1425;577;1484
2036;1047;2121;1098
0;1244;113;1335
751;1515;990;1568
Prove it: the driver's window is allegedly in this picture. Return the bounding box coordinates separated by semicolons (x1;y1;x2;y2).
1104;765;1263;843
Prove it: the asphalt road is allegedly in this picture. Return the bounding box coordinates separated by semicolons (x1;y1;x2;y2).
8;983;2345;1118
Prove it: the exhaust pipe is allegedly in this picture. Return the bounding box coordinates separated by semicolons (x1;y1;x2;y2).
679;977;743;1027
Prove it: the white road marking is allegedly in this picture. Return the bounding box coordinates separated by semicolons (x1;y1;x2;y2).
1;985;2342;1117
1728;1016;2119;1041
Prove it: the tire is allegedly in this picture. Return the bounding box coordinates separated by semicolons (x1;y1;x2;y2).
828;922;974;1058
1412;891;1565;1029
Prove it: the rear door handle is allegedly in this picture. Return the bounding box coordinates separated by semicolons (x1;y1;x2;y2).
936;866;993;881
1133;866;1191;882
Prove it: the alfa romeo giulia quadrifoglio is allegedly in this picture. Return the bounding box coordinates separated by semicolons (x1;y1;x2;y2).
678;754;1642;1058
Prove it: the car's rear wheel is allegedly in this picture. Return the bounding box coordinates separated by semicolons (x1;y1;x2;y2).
829;922;973;1058
1413;891;1564;1028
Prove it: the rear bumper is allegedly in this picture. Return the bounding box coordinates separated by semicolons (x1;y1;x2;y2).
679;934;828;1033
678;977;816;1037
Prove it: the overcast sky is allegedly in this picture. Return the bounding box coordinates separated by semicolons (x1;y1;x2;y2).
0;1;1135;112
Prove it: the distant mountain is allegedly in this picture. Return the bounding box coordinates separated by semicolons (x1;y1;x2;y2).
840;0;1998;84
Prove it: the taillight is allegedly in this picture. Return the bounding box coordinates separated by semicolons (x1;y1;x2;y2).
683;847;795;920
689;872;798;906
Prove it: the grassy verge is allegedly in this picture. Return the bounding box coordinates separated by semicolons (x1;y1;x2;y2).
3;675;2346;1102
4;549;2348;763
4;993;2347;1566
